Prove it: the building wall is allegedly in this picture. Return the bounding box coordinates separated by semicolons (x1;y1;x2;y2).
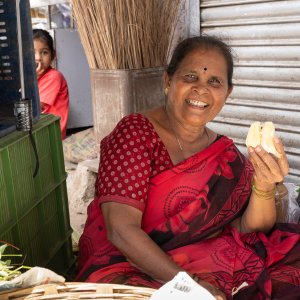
200;0;300;183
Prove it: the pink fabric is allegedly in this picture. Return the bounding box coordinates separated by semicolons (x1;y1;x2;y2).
38;67;69;139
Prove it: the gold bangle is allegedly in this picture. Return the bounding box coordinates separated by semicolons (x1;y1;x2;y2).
252;183;276;200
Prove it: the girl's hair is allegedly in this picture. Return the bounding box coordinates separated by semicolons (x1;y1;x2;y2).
33;29;55;59
166;35;234;87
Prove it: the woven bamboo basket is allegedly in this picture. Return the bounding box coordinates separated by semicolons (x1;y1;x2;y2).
0;282;156;300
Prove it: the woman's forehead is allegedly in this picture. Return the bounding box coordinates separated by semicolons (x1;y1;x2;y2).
177;48;228;72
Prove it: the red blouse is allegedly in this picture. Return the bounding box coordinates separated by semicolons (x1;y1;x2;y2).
95;113;174;211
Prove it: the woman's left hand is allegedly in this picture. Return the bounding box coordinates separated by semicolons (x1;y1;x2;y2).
248;136;289;188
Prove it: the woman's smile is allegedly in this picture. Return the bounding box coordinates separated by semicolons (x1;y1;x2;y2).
185;99;209;109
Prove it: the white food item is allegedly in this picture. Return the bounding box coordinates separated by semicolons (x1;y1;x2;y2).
245;122;261;149
246;121;281;157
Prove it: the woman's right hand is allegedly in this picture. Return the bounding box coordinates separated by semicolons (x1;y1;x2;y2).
197;279;227;300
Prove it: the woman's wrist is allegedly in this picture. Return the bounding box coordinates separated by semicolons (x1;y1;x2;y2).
252;178;275;191
252;179;276;200
252;184;275;200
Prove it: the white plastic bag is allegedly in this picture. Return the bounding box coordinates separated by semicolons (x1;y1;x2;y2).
285;183;300;223
0;267;65;291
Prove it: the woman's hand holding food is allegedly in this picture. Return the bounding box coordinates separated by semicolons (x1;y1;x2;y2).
238;122;290;233
246;122;289;189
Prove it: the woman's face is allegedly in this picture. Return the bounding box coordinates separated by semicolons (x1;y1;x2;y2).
165;48;232;128
34;39;53;78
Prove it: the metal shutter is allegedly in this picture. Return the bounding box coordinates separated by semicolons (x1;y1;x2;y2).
201;0;300;184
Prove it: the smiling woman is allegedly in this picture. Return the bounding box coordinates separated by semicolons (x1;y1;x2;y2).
77;35;300;300
163;48;232;154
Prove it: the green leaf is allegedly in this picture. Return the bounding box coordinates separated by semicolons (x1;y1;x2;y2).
4;260;12;266
0;242;29;282
0;244;8;259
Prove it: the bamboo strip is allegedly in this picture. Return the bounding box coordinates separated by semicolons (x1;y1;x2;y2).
0;283;156;299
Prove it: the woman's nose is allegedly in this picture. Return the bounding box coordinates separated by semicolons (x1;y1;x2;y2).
192;82;208;94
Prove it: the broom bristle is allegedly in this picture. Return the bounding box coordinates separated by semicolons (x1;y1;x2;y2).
71;0;182;69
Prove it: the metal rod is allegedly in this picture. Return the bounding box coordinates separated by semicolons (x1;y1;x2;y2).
16;0;25;99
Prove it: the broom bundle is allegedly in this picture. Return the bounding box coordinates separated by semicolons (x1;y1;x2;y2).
71;0;181;69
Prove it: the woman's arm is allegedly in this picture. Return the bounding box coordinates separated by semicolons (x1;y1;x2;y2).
232;137;289;233
102;201;183;282
101;202;226;300
238;180;277;233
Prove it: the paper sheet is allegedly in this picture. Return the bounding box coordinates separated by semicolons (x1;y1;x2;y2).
149;272;215;300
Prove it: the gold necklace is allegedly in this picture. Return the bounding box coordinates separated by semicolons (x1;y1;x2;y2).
164;106;210;152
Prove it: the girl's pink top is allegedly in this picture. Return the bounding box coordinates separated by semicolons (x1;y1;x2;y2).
38;67;69;139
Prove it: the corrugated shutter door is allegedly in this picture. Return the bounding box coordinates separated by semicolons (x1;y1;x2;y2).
201;0;300;183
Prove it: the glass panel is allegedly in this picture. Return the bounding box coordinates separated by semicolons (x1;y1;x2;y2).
50;3;71;29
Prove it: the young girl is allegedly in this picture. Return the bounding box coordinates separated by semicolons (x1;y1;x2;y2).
33;29;69;139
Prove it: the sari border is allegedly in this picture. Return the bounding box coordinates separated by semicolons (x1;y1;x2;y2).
98;195;146;212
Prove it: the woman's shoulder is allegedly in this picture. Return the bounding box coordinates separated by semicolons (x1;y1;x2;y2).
116;113;154;131
101;113;158;150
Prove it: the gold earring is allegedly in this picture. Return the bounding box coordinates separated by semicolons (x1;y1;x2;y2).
164;87;169;95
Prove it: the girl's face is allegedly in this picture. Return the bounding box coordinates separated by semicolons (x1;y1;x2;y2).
34;39;53;78
164;48;232;129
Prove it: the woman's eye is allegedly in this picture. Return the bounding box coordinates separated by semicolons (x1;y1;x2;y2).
209;78;221;85
185;74;197;81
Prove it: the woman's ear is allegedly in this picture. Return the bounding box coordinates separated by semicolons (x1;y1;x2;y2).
163;72;171;96
226;85;233;98
163;71;170;89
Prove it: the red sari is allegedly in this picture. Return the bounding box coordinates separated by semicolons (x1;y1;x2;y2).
77;114;300;299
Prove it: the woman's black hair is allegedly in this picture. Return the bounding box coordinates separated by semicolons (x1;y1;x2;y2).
33;28;55;59
166;35;234;87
